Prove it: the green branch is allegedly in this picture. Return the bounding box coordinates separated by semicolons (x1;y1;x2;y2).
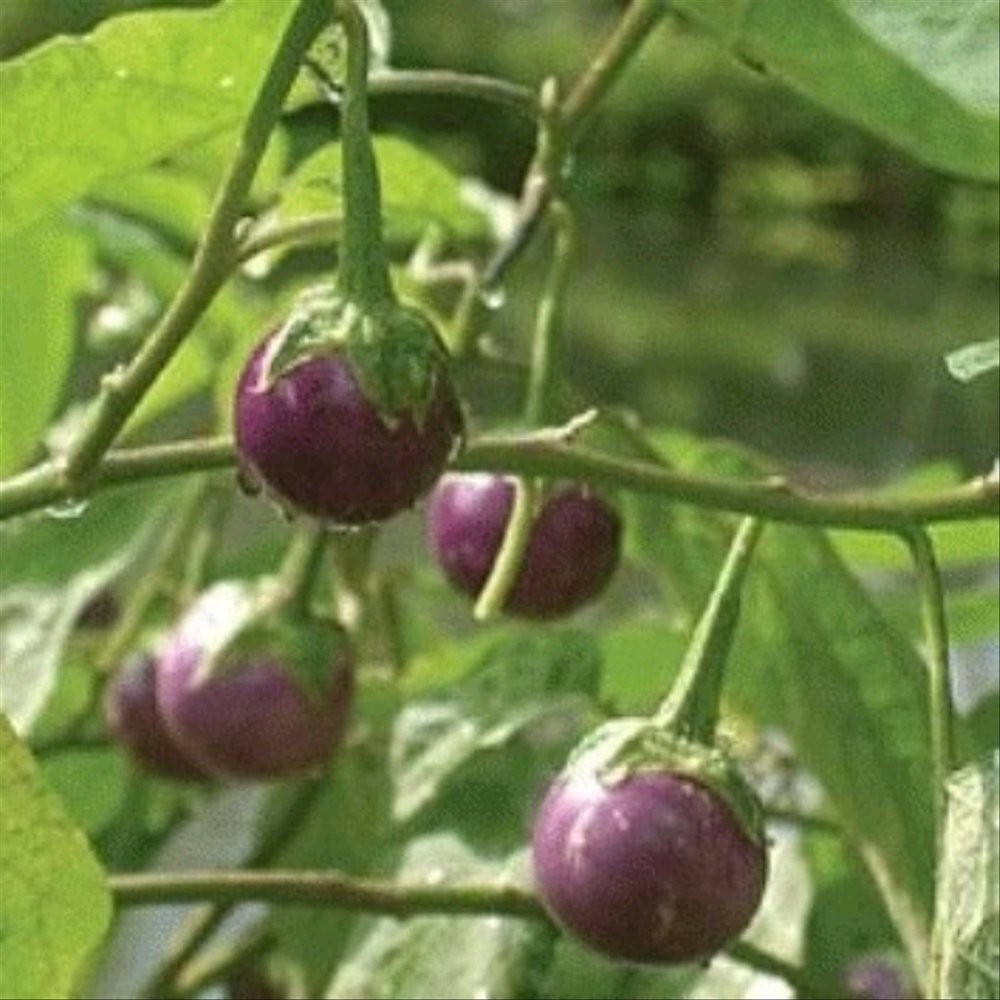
2;433;998;531
59;0;330;487
110;866;823;996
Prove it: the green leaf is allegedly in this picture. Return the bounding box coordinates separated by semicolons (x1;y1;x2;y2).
933;751;1000;1000
674;0;1000;182
0;544;143;734
273;136;487;247
0;484;170;732
946;338;1000;383
0;715;111;1000
325;834;549;1000
389;629;601;824
0;221;90;476
40;748;129;837
627;431;936;968
0;0;298;240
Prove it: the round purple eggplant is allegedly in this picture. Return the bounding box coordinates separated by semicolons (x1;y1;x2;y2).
104;654;208;782
234;326;463;526
426;474;621;618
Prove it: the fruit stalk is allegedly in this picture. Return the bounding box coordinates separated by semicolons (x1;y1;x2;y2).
334;0;395;311
472;477;540;620
655;516;764;743
276;523;330;618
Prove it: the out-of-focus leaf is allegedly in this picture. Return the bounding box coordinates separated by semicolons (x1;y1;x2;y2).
627;430;936;968
0;715;111;1000
0;541;143;734
389;630;601;824
0;221;91;476
801;827;902;993
674;0;1000;182
933;751;1000;1000
0;483;173;732
263;678;397;997
325;834;549;1000
0;0;299;239
40;748;129;837
946;338;1000;383
599;618;686;715
273;136;487;248
957;694;999;767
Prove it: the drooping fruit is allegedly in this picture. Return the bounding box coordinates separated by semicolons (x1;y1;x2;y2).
426;473;621;618
234;1;464;526
104;654;208;782
155;580;354;780
532;718;767;964
235;303;463;525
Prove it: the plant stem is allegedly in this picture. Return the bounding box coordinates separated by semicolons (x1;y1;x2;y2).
172;924;276;999
276;523;330;618
656;518;764;742
367;69;537;118
451;0;666;356
561;0;668;143
61;0;329;487
334;0;395;310
473;477;540;621
2;434;998;531
112;867;821;994
525;202;576;427
139;777;324;999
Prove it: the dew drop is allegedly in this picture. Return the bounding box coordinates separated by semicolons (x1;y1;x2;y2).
46;497;89;520
479;285;506;311
219;75;235;89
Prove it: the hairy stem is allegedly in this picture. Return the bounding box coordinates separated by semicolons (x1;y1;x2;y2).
61;0;329;486
656;518;764;742
334;0;395;309
473;477;540;621
2;434;998;531
276;522;330;618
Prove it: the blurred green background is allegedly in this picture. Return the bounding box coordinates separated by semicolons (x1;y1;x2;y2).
3;0;997;482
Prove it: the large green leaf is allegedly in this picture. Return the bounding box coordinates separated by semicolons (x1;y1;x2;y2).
0;0;297;240
0;715;111;999
674;0;1000;182
0;221;90;476
325;834;549;1000
627;431;935;968
933;751;1000;1000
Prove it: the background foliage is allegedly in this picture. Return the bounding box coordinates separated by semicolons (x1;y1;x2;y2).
0;1;997;999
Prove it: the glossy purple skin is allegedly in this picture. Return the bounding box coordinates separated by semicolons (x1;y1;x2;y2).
845;959;917;1000
104;656;208;782
426;474;622;618
234;333;463;524
156;634;354;782
532;770;767;963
